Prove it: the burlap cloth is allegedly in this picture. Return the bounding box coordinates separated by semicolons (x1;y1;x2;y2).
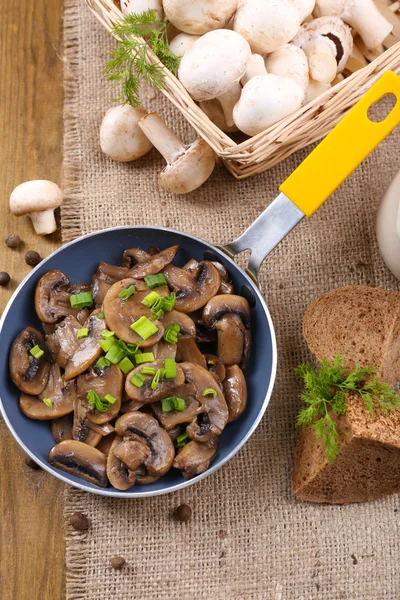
62;1;400;598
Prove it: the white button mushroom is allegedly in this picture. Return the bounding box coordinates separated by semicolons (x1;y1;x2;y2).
121;0;164;20
233;74;305;136
376;170;400;281
10;181;63;236
163;0;238;35
293;0;316;22
100;105;153;162
306;79;332;102
199;99;239;133
293;16;353;83
233;0;301;54
314;0;393;50
240;54;268;86
178;30;251;128
265;44;309;92
169;32;200;56
138;112;215;194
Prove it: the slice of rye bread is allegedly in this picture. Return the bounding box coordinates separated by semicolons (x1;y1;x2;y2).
303;286;400;385
293;393;400;504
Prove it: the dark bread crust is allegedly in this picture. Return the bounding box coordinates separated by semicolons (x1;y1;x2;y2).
294;286;400;504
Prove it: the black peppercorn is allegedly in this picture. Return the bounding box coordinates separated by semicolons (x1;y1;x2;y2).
174;503;192;522
5;234;21;249
69;512;89;532
0;272;11;286
25;251;42;267
111;556;126;570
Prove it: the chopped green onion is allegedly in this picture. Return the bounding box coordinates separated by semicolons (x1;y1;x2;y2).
144;273;167;289
30;345;44;359
70;291;93;309
161;292;176;312
164;358;176;379
119;340;141;356
101;329;115;339
97;311;105;319
104;394;117;405
176;432;188;448
151;369;163;390
96;357;111;370
118;284;135;301
42;397;53;409
130;373;145;388
152;308;164;320
100;337;115;353
117;357;135;375
135;352;155;365
77;328;89;339
142;366;156;376
141;291;160;308
161;397;174;412
174;397;186;411
130;316;158;340
202;388;218;398
163;323;180;344
105;343;126;365
86;390;113;413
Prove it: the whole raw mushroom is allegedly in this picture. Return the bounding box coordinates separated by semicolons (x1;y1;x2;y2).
169;32;200;56
178;30;251;127
100;105;153;162
233;0;301;54
138;112;215;194
10;180;63;235
314;0;393;50
121;0;164;19
265;44;309;92
163;0;239;35
240;54;268;86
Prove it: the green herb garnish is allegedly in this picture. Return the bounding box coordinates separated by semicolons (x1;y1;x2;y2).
163;323;180;344
202;388;217;398
77;328;89;339
130;372;145;388
295;355;399;463
30;345;44;359
105;11;180;108
161;397;186;412
87;390;116;413
96;357;111;370
131;315;158;340
118;284;135;300
135;352;155;365
176;432;188;448
42;398;53;409
70;291;93;309
144;273;168;289
118;356;135;374
164;357;176;379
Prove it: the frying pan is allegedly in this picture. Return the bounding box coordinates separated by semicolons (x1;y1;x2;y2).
0;72;399;498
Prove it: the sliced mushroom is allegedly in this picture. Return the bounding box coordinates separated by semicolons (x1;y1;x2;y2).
180;362;229;442
19;364;76;420
103;278;166;346
152;386;200;430
125;359;185;403
223;365;247;423
35;270;92;324
46;315;82;368
136;473;160;485
63;310;106;381
203;294;251;370
122;248;151;268
92;262;129;306
120;397;144;413
195;324;217;345
97;432;117;457
163;261;221;313
177;336;207;368
161;309;196;338
173;438;217;479
87;420;115;436
205;354;226;387
127;245;179;279
77;364;123;424
107;434;149;490
167;424;186;443
10;327;51;395
52;414;73;443
115;412;175;476
211;261;235;294
48;440;107;487
151;339;177;360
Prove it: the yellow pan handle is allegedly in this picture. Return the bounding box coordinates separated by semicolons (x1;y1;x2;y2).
279;70;400;217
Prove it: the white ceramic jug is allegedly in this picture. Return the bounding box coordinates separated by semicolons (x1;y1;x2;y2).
377;170;400;280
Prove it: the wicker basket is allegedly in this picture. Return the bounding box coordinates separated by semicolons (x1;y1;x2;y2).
86;0;400;179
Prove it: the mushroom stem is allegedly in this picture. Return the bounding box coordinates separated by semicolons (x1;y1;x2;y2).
217;83;242;128
138;113;186;165
30;208;57;235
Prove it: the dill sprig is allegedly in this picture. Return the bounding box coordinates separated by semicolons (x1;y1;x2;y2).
105;11;180;108
295;355;399;463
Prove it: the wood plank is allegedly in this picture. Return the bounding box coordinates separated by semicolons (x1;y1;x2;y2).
0;0;65;599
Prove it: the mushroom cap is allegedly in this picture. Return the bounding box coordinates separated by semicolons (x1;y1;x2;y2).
121;0;164;19
19;363;76;421
233;0;301;54
115;412;175;476
169;32;200;56
294;0;316;22
127;245;179;279
163;0;238;35
100;105;153;162
233;74;305;136
178;30;251;101
158;139;216;194
10;327;51;395
265;44;309;92
10;180;63;216
163;261;221;313
293;16;353;73
48;440;107;487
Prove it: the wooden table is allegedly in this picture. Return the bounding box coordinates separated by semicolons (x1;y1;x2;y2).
0;1;65;598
